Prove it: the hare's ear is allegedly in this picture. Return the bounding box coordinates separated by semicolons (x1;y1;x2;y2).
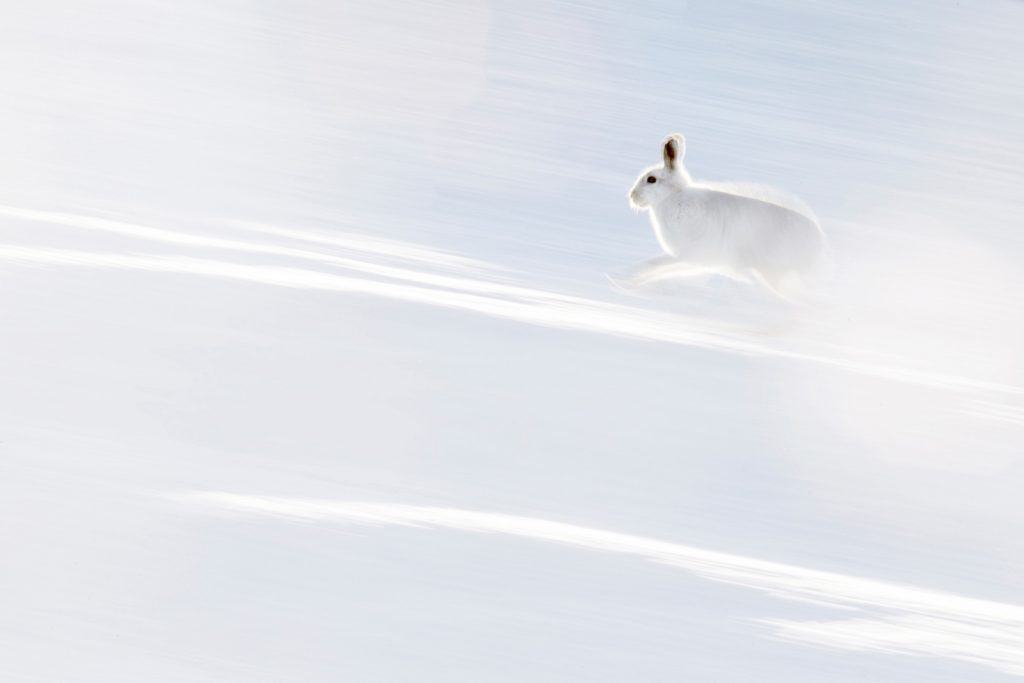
662;134;685;170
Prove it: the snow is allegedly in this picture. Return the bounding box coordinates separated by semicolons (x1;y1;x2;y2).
2;0;1023;681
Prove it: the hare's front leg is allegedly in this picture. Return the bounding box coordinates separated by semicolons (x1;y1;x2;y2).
609;255;709;290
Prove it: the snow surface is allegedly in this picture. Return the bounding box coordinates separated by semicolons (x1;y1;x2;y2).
2;1;1023;681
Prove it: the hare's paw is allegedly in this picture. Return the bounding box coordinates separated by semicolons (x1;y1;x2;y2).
605;271;641;293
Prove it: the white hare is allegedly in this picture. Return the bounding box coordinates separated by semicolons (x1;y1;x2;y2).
618;133;826;299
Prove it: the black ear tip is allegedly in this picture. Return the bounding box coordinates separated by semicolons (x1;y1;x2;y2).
664;139;676;160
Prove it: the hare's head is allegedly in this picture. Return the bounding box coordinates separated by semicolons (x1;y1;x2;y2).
628;134;688;210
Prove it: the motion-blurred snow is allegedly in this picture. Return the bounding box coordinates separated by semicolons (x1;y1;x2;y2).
2;0;1023;681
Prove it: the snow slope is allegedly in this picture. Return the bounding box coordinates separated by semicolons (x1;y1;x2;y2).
2;0;1023;681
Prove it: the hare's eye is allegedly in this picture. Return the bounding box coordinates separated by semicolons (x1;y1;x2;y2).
646;176;657;183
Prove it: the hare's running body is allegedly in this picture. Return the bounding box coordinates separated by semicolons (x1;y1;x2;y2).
623;134;826;298
650;185;825;286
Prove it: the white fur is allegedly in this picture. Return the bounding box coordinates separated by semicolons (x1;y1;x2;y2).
621;134;827;298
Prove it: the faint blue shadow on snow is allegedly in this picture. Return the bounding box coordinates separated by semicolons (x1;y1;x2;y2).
173;491;1024;677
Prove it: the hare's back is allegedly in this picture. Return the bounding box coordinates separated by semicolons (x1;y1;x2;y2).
704;189;820;239
701;188;824;274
